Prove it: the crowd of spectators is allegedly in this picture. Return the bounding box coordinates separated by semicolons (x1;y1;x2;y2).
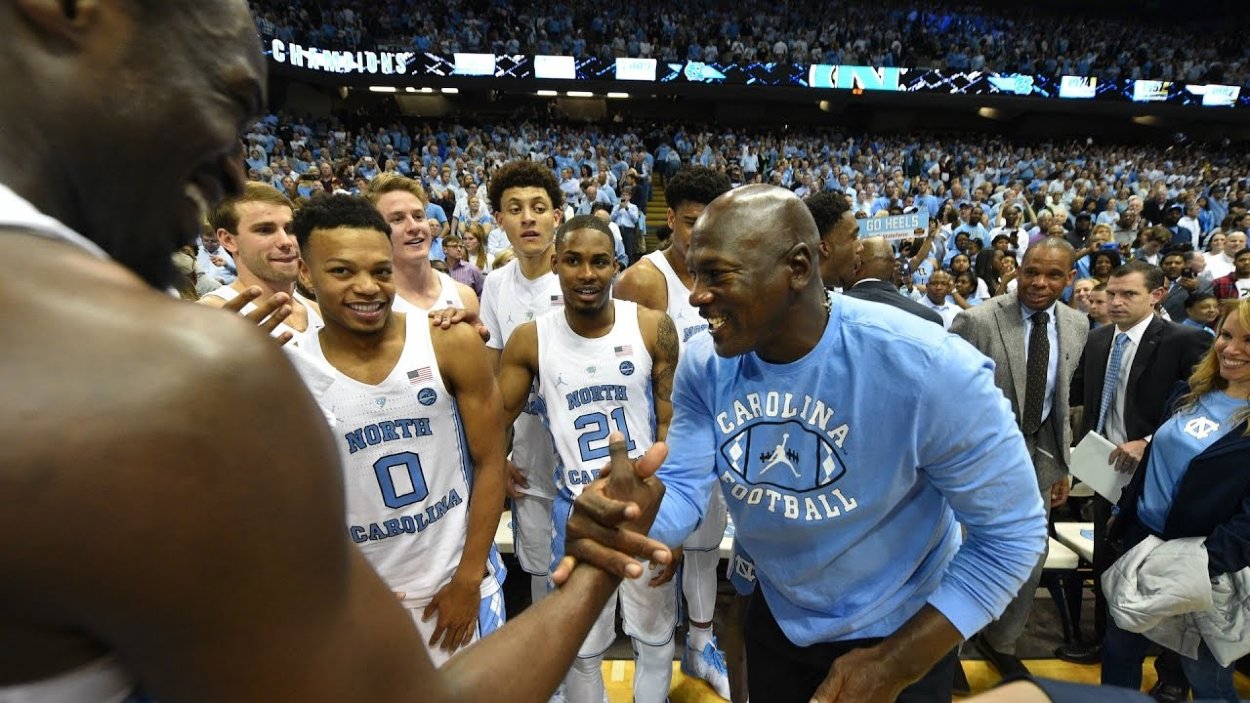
249;0;1250;87
219;111;1250;322
241;113;1246;231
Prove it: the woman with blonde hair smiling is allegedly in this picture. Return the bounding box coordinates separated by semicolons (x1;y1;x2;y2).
1102;299;1250;701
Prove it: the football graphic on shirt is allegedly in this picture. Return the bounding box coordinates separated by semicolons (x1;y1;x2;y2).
719;420;846;492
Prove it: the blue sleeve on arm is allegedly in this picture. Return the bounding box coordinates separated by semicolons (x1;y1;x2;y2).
920;335;1048;637
650;349;719;547
615;235;628;270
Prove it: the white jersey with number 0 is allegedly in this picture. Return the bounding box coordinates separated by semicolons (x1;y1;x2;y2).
299;315;498;603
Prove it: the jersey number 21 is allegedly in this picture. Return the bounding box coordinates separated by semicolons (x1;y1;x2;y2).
573;408;636;461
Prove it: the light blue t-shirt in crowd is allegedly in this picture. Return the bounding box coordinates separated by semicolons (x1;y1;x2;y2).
651;294;1047;645
1138;391;1247;534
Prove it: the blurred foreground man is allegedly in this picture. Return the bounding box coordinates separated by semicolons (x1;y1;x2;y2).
0;1;667;700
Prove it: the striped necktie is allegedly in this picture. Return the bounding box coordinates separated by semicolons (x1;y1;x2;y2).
1095;333;1130;434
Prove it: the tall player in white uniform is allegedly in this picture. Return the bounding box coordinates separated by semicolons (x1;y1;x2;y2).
498;215;681;703
364;175;477;317
615;167;734;699
288;195;507;666
479;161;568;607
198;182;324;346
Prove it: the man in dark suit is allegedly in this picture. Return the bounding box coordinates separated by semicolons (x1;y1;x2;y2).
846;237;945;325
1158;250;1206;322
951;239;1089;680
1068;260;1211;691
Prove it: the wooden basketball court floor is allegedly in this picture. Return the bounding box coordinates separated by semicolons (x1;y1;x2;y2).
601;658;1250;702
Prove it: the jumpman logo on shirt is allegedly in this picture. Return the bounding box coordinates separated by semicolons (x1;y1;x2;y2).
759;433;801;479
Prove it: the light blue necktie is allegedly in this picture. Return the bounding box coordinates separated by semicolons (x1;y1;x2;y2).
1096;333;1130;434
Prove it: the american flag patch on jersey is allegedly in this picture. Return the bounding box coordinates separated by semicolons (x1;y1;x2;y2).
614;344;632;357
407;367;433;385
550;294;564;306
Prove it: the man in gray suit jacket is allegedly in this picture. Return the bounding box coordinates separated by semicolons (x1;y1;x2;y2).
951;238;1089;680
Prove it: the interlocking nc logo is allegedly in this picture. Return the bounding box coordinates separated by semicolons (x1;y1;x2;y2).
732;554;756;583
1184;417;1220;440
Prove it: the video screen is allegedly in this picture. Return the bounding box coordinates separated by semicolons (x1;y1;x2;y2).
1059;76;1097;99
1132;80;1172;102
453;53;496;76
809;65;902;91
534;55;576;80
615;58;657;82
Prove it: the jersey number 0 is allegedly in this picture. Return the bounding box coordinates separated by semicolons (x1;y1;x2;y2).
373;451;430;509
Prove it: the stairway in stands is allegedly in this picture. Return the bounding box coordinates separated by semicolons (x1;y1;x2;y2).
642;173;667;255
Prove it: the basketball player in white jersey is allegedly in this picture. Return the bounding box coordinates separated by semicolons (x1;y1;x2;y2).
615;166;734;699
287;195;506;666
197;182;324;345
479;161;568;608
363;174;479;318
498;215;681;703
1;1;672;699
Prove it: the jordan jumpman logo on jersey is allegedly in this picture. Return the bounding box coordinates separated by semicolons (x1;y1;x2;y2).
759;433;801;479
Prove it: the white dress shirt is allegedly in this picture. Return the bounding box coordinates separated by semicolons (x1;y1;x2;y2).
919;295;960;329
